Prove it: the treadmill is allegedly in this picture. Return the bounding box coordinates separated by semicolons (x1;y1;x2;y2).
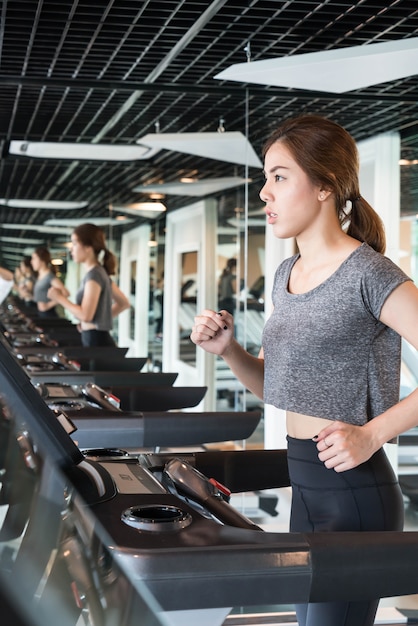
1;332;418;626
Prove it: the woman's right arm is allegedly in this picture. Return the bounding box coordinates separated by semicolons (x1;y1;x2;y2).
190;309;264;399
111;281;130;317
51;276;70;298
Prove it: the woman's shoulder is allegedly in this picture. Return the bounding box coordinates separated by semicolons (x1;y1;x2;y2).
85;264;110;287
86;264;107;277
355;243;409;277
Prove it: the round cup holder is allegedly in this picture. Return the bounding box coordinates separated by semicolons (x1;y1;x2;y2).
27;363;55;371
121;505;192;532
82;448;130;460
49;401;86;411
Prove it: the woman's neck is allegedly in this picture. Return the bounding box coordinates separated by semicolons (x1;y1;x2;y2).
37;266;50;278
296;230;357;266
84;260;99;271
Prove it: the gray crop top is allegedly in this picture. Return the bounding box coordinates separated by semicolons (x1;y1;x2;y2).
262;243;412;425
33;271;54;303
76;265;113;331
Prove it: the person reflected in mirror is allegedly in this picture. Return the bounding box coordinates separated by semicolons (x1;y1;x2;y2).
218;257;237;314
153;271;164;341
0;265;14;305
31;247;69;318
191;114;418;626
15;255;37;309
48;223;130;347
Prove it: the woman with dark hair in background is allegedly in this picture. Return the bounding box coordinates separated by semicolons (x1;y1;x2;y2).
48;222;129;346
0;265;14;305
31;247;69;318
191;114;418;626
218;257;237;314
15;256;37;308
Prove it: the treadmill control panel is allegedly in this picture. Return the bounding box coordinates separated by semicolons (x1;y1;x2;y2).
99;462;167;495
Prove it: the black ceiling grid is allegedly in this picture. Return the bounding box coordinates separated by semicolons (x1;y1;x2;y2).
0;0;416;266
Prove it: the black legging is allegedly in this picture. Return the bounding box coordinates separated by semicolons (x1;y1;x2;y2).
37;307;59;318
287;435;404;626
81;329;116;347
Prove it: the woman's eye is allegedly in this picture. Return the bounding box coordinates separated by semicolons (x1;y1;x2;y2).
274;174;283;182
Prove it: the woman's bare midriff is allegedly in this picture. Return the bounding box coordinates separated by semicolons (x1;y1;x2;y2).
80;321;97;331
286;410;335;439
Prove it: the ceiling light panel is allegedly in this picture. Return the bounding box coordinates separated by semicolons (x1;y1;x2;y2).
214;37;418;94
9;141;160;161
0;199;88;210
133;177;252;197
113;202;166;212
0;236;45;244
138;132;262;168
1;224;73;234
44;217;133;227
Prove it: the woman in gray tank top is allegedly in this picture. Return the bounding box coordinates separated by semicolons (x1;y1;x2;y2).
191;114;418;626
48;223;129;346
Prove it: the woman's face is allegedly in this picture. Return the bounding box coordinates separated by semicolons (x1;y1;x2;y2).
70;234;88;263
30;253;40;272
259;141;323;241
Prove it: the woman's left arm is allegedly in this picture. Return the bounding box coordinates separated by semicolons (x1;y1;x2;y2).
111;281;130;317
316;280;418;471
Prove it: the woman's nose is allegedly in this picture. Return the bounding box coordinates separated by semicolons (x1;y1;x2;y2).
259;182;270;203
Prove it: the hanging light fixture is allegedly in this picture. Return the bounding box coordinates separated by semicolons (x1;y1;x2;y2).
112;202;167;216
214;37;418;94
0;198;88;210
8;141;159;161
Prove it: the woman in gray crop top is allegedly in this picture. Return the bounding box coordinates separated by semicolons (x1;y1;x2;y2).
191;115;418;626
31;247;70;318
48;223;129;347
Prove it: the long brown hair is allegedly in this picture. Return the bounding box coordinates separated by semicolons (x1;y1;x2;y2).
33;247;57;274
72;223;117;275
263;114;386;253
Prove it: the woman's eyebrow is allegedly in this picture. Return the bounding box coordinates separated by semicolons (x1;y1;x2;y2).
262;165;289;176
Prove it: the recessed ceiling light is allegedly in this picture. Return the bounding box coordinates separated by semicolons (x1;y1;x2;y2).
400;159;418;165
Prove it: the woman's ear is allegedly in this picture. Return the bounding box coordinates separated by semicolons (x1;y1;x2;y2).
318;189;332;201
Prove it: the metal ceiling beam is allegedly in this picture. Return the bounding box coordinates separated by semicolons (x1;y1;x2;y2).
0;75;417;105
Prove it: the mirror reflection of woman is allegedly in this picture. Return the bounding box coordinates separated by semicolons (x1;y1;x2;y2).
218;258;237;314
48;223;130;347
15;256;37;309
31;247;69;318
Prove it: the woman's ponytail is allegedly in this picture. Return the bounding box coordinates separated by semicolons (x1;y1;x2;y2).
346;196;386;254
102;248;117;276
